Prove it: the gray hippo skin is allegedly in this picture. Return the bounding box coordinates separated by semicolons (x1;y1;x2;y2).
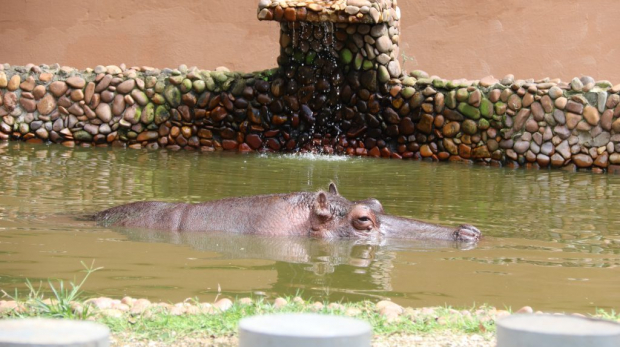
94;183;481;242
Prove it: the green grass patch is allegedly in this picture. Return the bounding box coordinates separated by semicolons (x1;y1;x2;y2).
1;263;619;345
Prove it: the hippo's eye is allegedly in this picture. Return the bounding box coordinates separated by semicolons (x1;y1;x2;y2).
358;216;371;222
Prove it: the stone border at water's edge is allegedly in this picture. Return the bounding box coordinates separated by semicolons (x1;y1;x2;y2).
1;63;618;174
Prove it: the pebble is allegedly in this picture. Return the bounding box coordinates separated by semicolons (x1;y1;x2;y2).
7;75;20;91
66;76;86;89
213;298;233;311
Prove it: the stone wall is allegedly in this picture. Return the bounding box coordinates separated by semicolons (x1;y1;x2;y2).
1;0;620;174
1;63;619;173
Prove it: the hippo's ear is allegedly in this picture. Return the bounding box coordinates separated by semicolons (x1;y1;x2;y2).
313;192;332;219
328;182;339;196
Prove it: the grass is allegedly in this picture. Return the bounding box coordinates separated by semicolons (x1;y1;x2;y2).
93;300;498;344
1;264;619;345
1;261;102;320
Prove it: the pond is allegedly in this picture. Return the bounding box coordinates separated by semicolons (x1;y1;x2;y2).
1;143;619;313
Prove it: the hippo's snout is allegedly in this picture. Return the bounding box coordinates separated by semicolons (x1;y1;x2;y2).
453;225;481;242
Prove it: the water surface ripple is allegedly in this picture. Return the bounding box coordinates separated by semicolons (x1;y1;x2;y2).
1;143;619;312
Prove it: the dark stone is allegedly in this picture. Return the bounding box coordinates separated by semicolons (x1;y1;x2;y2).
360;71;377;91
399;117;415;135
573;154;593;168
417;114;434;134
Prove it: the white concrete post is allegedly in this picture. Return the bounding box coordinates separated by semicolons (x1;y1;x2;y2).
239;313;372;347
0;319;109;347
497;314;620;347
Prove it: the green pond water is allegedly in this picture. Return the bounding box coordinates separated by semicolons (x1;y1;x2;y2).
1;142;619;313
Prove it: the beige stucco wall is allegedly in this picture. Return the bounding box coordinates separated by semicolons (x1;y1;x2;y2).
0;0;618;82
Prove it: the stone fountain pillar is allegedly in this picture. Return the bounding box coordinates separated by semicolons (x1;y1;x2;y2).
257;0;402;149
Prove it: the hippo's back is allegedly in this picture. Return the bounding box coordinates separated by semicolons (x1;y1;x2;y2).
94;201;185;230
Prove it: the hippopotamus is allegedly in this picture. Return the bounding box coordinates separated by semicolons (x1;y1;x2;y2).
93;183;481;242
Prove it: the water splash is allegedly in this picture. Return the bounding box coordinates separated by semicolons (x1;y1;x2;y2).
258;152;351;162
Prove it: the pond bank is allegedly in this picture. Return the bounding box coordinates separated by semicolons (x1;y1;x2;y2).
2;295;617;346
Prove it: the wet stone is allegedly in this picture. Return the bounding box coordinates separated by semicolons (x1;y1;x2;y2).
457;102;480;120
573;153;593;168
443;121;460;137
164;85;181;107
514;140;530;154
540;142;555;156
537;154;550;167
417;114;433;134
462;119;477;135
74;130;93;142
399;117;415;135
594;152;609;168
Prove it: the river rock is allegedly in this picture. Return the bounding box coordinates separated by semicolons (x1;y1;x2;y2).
548;86;563;99
573;154;593;168
594;152;609;168
387;61;401;78
566;113;582;130
164;85;181;107
96;103;112;122
66;76;86;89
376;35;392;53
566;101;584;114
513;109;531;130
37;94;56;115
7;75;20;91
50;81;68;97
19;76;35;91
117;79;136;94
462;119;477;135
583;105;600;126
514;140;530;154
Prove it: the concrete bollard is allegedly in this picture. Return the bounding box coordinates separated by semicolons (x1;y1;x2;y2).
497;314;620;347
239;313;372;347
0;318;109;347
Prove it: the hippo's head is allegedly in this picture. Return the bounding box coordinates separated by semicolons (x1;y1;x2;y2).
308;183;384;240
306;183;481;243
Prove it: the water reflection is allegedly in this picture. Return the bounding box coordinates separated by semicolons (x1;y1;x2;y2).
0;142;620;312
120;228;470;301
